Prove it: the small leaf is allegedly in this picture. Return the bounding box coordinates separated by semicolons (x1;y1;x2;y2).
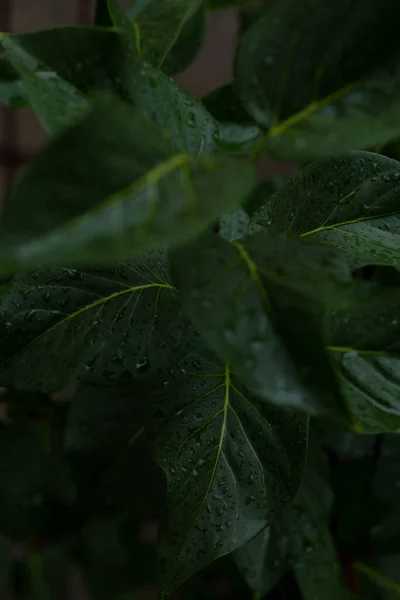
172;232;352;415
252;152;400;269
203;83;263;155
219;208;250;242
95;0;113;26
328;287;400;432
108;0;203;69
0;253;182;391
236;0;400;160
0;56;28;108
0;96;255;272
152;350;308;597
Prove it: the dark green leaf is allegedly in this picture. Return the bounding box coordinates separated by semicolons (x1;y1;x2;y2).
245;175;288;217
328;287;400;432
236;0;400;160
2;27;217;154
152;349;308;597
162;3;206;75
0;56;28;108
0;538;12;596
108;0;203;70
172;232;352;415
0;96;254;272
203;83;263;155
233;524;289;598
1;27;132;133
235;437;350;600
252;152;400;269
133;61;218;155
0;253;183;391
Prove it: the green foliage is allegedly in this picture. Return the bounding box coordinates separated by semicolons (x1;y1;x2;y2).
1;1;400;598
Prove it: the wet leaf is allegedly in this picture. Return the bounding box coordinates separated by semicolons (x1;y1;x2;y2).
0;253;183;391
236;0;400;160
0;56;28;109
109;0;206;74
328;287;400;432
133;61;218;155
252;152;400;269
0;96;255;272
233;524;289;598
2;27;215;151
203;83;263;155
152;349;308;597
109;0;202;69
172;232;352;415
219;208;250;243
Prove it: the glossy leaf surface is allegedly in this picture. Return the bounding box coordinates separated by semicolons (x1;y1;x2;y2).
172;232;352;415
109;0;202;69
328;287;400;433
236;0;400;160
234;439;350;600
0;253;181;391
152;349;308;596
252;152;400;269
2;27;215;151
109;0;205;74
0;96;255;272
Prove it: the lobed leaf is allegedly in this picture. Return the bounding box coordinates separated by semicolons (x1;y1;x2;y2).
236;0;400;160
152;349;308;596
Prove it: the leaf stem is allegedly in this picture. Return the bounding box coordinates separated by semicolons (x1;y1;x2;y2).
354;562;400;596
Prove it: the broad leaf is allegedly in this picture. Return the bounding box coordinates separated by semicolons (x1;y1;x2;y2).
0;253;182;391
152;349;308;597
172;232;352;415
162;3;206;75
2;27;215;151
0;56;28;108
109;0;205;74
328;287;400;433
236;0;400;160
234;438;350;600
0;96;255;272
203;83;263;155
252;152;400;269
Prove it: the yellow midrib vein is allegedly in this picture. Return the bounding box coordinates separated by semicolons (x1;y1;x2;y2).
10;281;175;359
